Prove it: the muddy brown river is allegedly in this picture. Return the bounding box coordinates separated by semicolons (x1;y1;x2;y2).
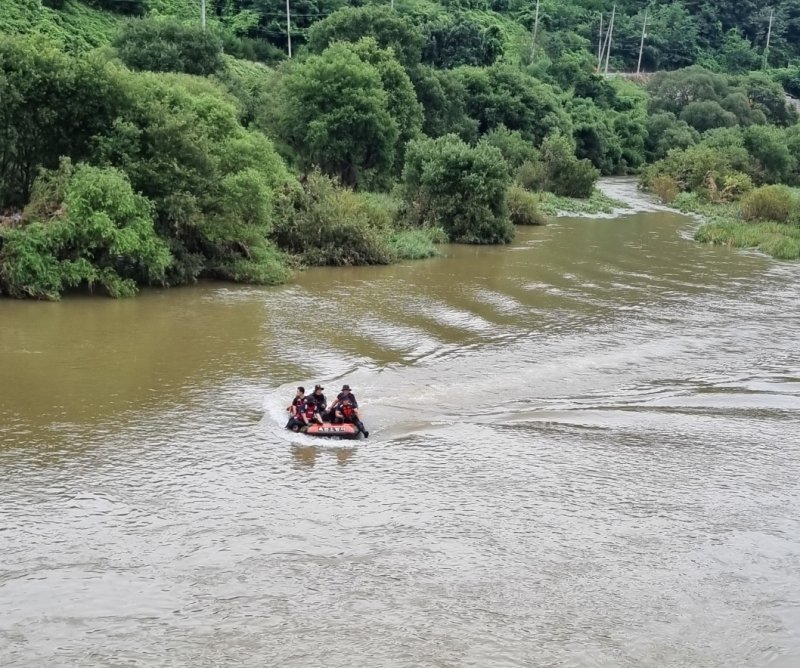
1;180;799;667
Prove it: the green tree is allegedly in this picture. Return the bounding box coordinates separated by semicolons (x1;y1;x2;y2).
647;67;730;115
276;42;399;188
613;4;699;71
0;163;170;299
567;98;623;174
644;112;699;162
479;126;538;169
87;0;146;16
720;92;767;126
679;100;738;133
422;16;504;68
307;6;425;68
0;36;123;208
455;64;572;143
409;66;477;141
402;134;513;244
743;125;794;183
539;133;598;198
349;39;423;176
95;71;292;285
114;18;224;77
241;0;347;52
741;73;798;127
716;30;761;73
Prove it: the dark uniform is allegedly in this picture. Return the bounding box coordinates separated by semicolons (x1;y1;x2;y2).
332;385;368;438
286;387;306;430
308;386;328;418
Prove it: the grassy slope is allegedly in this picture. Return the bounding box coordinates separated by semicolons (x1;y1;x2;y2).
0;0;123;51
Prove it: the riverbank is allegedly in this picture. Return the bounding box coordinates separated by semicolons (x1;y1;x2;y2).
670;193;800;261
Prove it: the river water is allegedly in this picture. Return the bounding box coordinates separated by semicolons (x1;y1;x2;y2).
1;180;799;667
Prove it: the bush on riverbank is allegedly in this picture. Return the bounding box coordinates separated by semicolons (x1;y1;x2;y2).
402;135;514;244
506;185;546;225
271;171;395;266
0;162;171;299
739;185;796;223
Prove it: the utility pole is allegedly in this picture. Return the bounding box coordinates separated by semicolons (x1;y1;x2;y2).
597;13;603;70
200;0;206;30
286;0;292;58
530;0;541;60
763;8;774;70
604;4;615;76
636;9;648;75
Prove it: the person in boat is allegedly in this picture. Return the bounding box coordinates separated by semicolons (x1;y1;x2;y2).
299;395;323;427
285;386;306;430
331;384;369;438
308;385;328;420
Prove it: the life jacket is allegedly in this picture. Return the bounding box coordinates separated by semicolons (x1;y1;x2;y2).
303;401;317;419
341;402;355;420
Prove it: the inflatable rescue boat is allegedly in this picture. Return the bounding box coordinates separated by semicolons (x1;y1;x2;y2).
299;422;362;440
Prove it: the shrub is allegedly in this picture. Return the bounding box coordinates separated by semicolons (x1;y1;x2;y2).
91;71;293;286
645;144;739;193
679;100;737;133
114;18;224;76
540;134;599;198
506;185;546;225
720;172;754;202
402;134;513;244
480;126;537;169
742;125;793;184
0;164;170;300
271;171;395;266
740;185;796;223
650;175;680;204
515;160;547;191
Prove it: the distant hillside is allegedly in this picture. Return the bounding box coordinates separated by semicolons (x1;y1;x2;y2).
4;0;799;71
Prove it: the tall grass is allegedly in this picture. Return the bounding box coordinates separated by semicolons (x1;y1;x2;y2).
695;220;800;259
389;227;446;260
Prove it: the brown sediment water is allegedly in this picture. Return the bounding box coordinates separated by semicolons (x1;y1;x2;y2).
1;179;799;667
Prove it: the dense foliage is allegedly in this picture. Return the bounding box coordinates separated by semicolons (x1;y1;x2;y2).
2;0;800;298
114;18;224;76
402;135;513;244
